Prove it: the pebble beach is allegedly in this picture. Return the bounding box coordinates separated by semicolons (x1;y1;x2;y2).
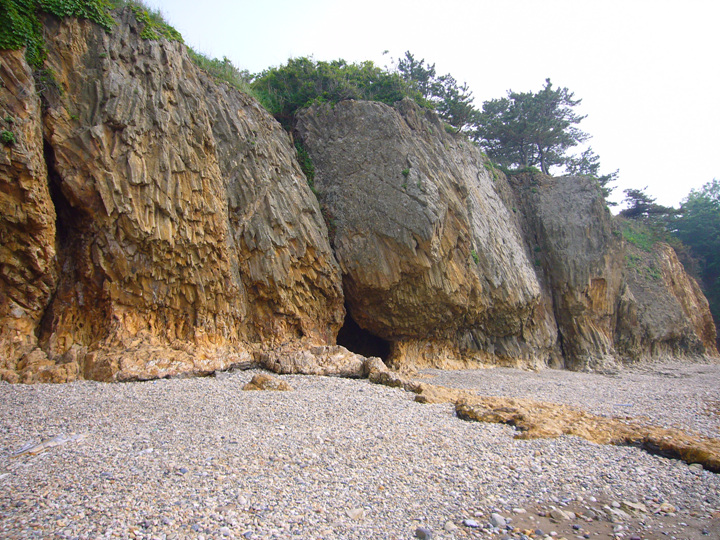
1;361;719;539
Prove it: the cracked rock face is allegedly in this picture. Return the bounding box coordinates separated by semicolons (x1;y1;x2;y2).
1;11;716;383
297;101;717;372
0;11;343;382
296;99;558;369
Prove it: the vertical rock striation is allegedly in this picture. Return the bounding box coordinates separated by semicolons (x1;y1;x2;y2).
296;99;559;369
508;174;625;370
0;10;344;382
0;11;715;382
0;50;58;382
298;100;716;371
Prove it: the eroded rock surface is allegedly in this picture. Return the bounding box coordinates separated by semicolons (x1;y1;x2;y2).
296;99;558;370
0;50;58;383
616;241;718;360
509;174;625;370
1;10;716;382
0;11;343;382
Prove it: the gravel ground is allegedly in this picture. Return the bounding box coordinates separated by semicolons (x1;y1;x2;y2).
0;362;719;539
420;360;720;438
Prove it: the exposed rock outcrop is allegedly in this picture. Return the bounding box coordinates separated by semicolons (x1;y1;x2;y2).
0;10;716;382
615;240;718;360
297;100;716;371
296;99;558;370
0;10;343;382
0;50;58;384
508;173;625;370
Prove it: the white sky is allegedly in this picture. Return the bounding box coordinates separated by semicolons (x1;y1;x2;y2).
143;0;719;208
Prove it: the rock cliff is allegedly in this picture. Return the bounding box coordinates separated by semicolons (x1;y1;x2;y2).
0;10;344;382
296;100;717;371
295;100;558;370
0;9;716;382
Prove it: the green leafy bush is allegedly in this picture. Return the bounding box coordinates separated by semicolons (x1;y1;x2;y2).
0;0;115;68
252;57;420;127
622;220;659;252
1;130;17;145
294;140;316;191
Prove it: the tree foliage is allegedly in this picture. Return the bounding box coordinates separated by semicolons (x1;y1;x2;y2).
565;146;618;200
396;51;435;101
394;51;478;132
672;179;720;325
252;57;418;127
619;187;674;224
475;79;590;174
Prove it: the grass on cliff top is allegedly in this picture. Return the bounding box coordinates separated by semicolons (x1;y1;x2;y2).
0;0;254;95
621;219;660;252
0;0;179;68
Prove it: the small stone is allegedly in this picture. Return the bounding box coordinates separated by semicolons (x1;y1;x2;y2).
657;502;676;514
415;526;432;539
490;513;507;528
242;373;293;392
512;507;527;514
621;501;648;514
549;508;571;521
463;519;480;528
346;508;365;520
219;527;231;537
443;521;458;532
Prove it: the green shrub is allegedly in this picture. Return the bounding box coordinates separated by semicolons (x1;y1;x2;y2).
1;130;16;145
622;221;658;252
119;1;182;41
0;0;116;68
471;250;479;265
252;57;421;127
401;168;410;177
294;140;316;191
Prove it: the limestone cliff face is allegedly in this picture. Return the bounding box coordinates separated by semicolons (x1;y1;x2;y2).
0;11;343;382
296;99;559;369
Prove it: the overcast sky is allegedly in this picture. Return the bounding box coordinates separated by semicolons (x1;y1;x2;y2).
143;0;719;208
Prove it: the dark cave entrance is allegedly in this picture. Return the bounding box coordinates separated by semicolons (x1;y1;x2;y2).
336;306;391;363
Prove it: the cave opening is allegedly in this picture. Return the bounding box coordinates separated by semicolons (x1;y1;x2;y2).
39;139;98;348
44;140;83;246
336;306;391;363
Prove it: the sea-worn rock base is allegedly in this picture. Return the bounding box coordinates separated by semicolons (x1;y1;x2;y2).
1;362;719;539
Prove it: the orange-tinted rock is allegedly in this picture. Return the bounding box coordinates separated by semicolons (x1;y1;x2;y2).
296;99;558;370
0;11;343;382
0;50;58;372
